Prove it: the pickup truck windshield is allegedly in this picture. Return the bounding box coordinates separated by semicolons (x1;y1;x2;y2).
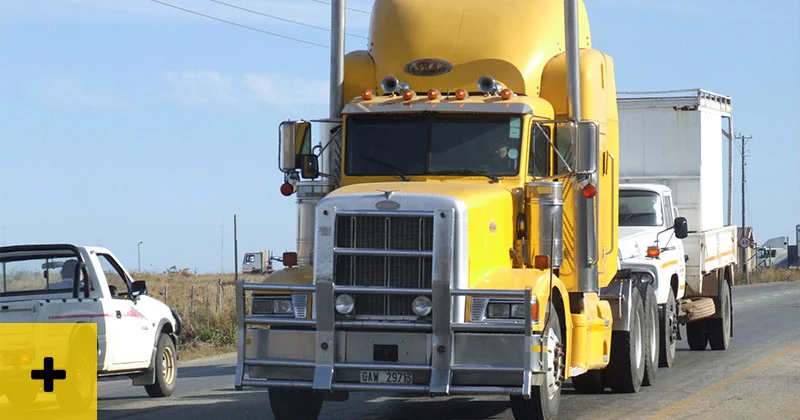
1;255;81;295
619;190;664;227
345;113;523;177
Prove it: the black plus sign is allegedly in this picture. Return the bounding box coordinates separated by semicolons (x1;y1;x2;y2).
31;357;67;392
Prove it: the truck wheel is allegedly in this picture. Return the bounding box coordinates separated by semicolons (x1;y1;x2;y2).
659;288;677;367
571;369;605;394
607;291;645;393
708;283;732;350
510;302;563;420
145;334;177;397
641;282;659;386
686;321;709;350
268;388;323;420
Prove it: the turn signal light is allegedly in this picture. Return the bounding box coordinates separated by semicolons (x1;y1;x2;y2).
280;182;294;196
427;89;440;100
361;89;374;100
582;184;597;198
455;89;468;100
647;246;660;258
282;252;298;267
500;88;514;100
534;255;550;270
402;89;416;100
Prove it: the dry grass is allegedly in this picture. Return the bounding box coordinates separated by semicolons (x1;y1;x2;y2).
738;268;800;285
135;272;264;359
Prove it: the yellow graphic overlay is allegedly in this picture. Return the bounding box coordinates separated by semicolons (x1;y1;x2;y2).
0;323;97;419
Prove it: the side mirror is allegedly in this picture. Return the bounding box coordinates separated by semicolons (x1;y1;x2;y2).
674;217;688;239
300;154;320;179
279;120;312;173
553;121;599;174
131;280;148;299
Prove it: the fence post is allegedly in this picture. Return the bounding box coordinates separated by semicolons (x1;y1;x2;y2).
217;278;223;312
164;284;169;305
190;284;195;313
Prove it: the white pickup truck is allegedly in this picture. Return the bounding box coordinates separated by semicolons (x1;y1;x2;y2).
0;244;182;405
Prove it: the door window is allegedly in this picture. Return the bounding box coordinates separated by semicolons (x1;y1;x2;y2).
97;254;130;299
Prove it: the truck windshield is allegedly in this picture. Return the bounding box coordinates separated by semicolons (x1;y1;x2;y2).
619;190;663;227
344;113;523;177
0;254;82;296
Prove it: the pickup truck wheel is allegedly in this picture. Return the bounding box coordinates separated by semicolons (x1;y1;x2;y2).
57;350;93;411
145;334;177;397
686;321;709;350
510;302;563;420
6;385;37;406
659;289;677;367
268;388;323;420
708;284;732;350
607;291;645;393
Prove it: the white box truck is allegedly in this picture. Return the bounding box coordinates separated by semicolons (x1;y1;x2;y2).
616;89;737;358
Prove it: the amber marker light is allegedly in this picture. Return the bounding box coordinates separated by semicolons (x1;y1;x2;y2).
427;89;440;100
647;246;661;258
500;88;514;100
280;182;294;196
361;89;374;100
402;89;416;100
455;89;468;100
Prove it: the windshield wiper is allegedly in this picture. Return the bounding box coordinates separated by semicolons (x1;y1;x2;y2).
360;155;410;182
429;169;499;183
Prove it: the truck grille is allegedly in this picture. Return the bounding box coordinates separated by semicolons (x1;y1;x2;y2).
334;214;433;317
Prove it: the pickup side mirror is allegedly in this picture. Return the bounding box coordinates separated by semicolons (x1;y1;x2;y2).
131;280;148;299
674;217;688;239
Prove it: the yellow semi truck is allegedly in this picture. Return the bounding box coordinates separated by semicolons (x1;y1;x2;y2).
234;1;662;419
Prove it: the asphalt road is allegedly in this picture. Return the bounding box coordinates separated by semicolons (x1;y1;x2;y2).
95;281;800;420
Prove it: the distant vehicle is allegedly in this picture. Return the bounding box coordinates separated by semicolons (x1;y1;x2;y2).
242;251;277;274
756;237;789;268
0;244;182;406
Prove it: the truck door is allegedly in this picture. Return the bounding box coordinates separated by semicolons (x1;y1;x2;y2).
96;253;153;367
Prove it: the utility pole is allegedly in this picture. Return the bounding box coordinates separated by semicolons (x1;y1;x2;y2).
736;133;752;284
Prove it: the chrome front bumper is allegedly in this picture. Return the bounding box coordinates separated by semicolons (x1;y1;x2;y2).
234;281;547;399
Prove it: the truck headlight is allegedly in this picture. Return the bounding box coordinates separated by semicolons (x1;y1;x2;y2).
487;303;511;318
639;272;654;284
485;298;539;323
412;295;432;316
335;294;355;315
251;297;294;316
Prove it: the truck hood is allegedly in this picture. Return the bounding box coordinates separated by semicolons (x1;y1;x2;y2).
618;226;659;260
326;181;515;287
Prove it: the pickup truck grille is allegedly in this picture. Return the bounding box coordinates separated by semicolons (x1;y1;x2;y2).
334;214;433;317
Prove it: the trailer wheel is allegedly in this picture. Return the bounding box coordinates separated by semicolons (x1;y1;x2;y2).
686;321;709;350
510;302;563;420
708;283;732;350
641;282;659;386
571;369;605;394
268;388;323;420
659;288;677;367
607;290;645;393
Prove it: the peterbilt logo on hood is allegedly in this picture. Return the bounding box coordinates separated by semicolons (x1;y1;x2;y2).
403;58;453;76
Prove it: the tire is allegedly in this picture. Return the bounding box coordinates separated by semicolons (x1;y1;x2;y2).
686;321;709;351
57;350;94;411
510;302;563;420
680;298;715;322
145;334;177;397
607;290;645;393
641;283;659;387
268;388;324;420
709;283;732;350
571;369;605;394
659;288;677;367
6;385;37;407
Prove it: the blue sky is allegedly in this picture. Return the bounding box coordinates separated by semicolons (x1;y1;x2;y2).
1;0;798;273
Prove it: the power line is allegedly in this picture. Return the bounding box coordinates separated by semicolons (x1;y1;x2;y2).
210;0;367;39
146;0;327;48
310;0;371;15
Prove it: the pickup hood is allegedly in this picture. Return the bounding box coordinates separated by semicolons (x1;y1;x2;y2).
618;226;659;260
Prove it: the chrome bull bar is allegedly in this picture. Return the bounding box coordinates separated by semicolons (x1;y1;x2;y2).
234;280;543;399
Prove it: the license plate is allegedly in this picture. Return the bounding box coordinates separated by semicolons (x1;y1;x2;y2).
359;370;412;384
